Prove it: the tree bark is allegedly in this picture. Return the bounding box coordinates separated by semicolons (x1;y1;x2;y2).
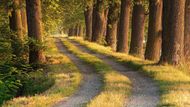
68;27;75;36
20;0;27;34
105;1;120;51
160;0;185;65
79;25;84;37
145;0;162;61
21;9;27;34
91;0;107;44
26;0;45;64
185;0;190;60
68;28;73;36
84;3;93;41
74;24;79;36
116;0;131;53
9;0;23;40
129;0;145;57
9;0;23;57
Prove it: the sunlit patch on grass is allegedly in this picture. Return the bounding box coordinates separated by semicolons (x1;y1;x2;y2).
72;37;190;107
61;38;131;107
3;38;82;107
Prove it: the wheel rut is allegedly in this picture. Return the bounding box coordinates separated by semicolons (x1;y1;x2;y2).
69;39;160;107
54;39;103;107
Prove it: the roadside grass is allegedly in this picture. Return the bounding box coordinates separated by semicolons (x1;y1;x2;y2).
72;37;190;107
61;39;131;107
3;38;82;107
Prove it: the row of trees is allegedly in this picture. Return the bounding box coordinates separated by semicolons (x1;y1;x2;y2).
0;0;49;103
80;0;190;65
6;0;44;64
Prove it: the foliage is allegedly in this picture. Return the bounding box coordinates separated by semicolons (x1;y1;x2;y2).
41;0;85;35
3;38;82;107
0;64;24;104
0;6;53;105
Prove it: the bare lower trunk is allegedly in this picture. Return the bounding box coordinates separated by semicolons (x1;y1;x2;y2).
84;5;93;41
20;0;27;34
185;0;190;60
9;0;23;40
116;0;132;53
106;1;120;51
160;0;185;65
145;0;162;61
79;25;84;37
92;0;107;44
129;1;145;57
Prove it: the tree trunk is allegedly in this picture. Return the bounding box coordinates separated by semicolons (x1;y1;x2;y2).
92;0;107;44
116;0;132;53
84;4;93;41
9;0;23;40
74;24;78;36
160;0;185;65
68;28;73;36
79;25;84;37
145;0;162;61
26;0;45;64
159;0;171;64
9;0;23;57
185;0;190;60
20;0;27;34
106;1;120;51
129;0;145;57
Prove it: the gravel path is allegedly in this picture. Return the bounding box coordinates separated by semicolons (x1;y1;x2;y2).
54;39;103;107
70;40;160;107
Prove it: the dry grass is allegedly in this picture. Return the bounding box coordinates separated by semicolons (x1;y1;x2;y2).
3;38;82;107
72;37;190;107
61;38;131;107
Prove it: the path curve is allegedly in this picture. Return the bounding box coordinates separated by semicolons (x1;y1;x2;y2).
54;39;103;107
69;39;160;107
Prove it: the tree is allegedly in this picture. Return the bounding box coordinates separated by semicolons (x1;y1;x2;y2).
20;0;27;34
9;0;23;40
92;0;108;44
116;0;131;53
26;0;45;64
160;0;185;65
78;25;84;37
129;0;145;57
68;27;75;36
84;0;93;41
105;0;120;51
9;0;23;57
185;0;190;60
145;0;162;61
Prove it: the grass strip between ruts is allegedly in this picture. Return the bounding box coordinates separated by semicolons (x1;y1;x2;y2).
72;37;190;107
61;38;131;107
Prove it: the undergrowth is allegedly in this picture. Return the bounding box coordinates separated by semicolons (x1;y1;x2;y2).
2;38;82;107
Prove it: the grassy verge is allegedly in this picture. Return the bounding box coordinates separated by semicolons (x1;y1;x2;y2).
72;37;190;107
3;38;82;107
61;39;131;107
